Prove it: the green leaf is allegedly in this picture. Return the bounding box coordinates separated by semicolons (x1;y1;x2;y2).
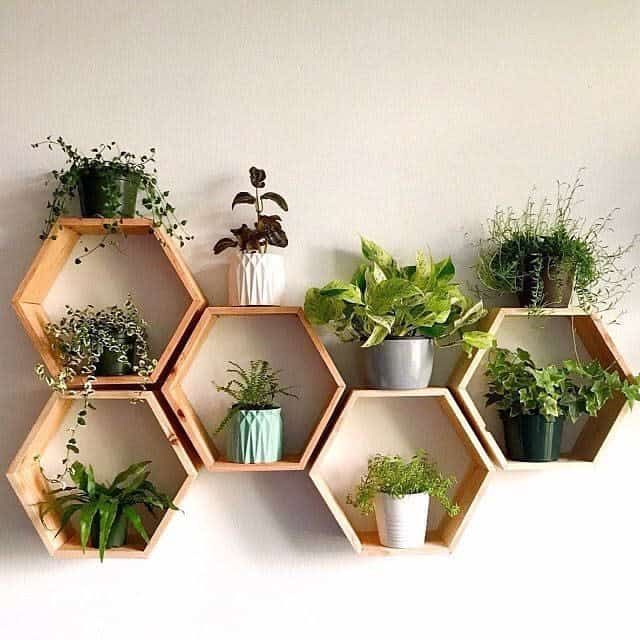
123;505;150;543
319;280;363;304
304;288;345;325
78;502;99;552
362;324;389;347
97;499;118;562
462;331;495;351
366;278;421;314
433;256;455;284
413;250;432;289
360;237;397;276
110;461;151;492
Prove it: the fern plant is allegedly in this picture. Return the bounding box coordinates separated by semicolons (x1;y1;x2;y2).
347;450;460;517
213;360;297;433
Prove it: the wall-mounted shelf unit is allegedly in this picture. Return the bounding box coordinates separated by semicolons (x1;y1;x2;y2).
448;307;633;471
309;388;493;555
162;306;345;471
6;390;198;559
12;218;207;387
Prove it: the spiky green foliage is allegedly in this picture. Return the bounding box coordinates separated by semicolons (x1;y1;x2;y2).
213;360;297;433
485;347;640;421
39;461;178;562
475;171;637;313
347;450;460;517
304;237;494;354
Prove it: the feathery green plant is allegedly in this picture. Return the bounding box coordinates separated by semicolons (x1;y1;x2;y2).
347;450;460;517
213;360;297;433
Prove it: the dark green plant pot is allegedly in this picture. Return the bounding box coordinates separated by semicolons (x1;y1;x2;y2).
542;263;575;307
78;169;139;219
90;509;128;549
502;413;564;462
95;337;134;376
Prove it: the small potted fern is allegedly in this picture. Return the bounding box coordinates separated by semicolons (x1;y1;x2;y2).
214;360;297;464
213;167;289;306
347;451;460;549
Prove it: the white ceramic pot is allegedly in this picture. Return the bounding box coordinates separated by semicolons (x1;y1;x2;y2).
374;492;430;549
228;252;286;306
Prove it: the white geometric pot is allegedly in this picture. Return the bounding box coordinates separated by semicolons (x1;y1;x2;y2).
374;492;430;549
228;252;286;306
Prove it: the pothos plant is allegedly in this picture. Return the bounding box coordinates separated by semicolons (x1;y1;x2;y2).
213;360;297;433
34;296;156;482
485;347;640;422
38;460;178;561
32;136;193;261
304;237;495;354
475;171;638;314
213;167;289;254
347;450;460;517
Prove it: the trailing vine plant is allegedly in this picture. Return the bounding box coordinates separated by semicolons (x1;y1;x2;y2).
32;136;193;262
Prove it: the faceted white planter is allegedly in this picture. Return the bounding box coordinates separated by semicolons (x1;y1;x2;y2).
374;492;430;549
228;252;285;306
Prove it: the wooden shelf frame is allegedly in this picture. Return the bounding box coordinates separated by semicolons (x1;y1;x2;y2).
162;306;346;472
448;307;634;471
309;388;494;555
6;390;198;559
12;218;207;388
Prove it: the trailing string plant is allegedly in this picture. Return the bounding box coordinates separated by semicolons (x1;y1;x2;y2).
475;170;638;314
213;166;289;254
213;360;297;434
485;347;640;422
304;237;495;354
34;296;156;483
32;136;193;262
38;460;178;561
347;450;460;517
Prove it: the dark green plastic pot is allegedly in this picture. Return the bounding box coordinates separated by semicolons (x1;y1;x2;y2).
502;413;564;462
517;256;574;307
78;169;139;218
90;508;128;549
95;336;134;376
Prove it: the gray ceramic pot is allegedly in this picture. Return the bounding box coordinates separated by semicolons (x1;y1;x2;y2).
364;337;434;389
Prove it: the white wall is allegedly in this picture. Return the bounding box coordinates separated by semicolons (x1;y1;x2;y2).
1;1;640;638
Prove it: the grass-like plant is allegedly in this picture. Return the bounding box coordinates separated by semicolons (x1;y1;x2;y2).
32;136;193;259
38;460;178;562
213;360;297;433
347;450;460;517
34;296;156;482
214;167;289;254
475;171;637;313
304;237;494;353
485;347;640;421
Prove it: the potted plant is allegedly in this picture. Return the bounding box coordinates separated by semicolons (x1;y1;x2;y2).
38;460;178;561
475;171;637;312
347;451;460;549
304;237;494;389
214;360;297;464
485;347;640;462
213;167;289;306
40;296;156;380
32;136;193;262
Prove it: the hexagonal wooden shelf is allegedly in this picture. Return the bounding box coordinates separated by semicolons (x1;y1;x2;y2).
309;388;493;555
162;307;346;471
448;307;634;470
12;218;206;387
6;390;198;558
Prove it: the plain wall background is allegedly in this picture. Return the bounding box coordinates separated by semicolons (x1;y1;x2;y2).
2;1;640;638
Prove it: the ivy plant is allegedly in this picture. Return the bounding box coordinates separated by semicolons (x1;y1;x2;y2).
32;136;193;260
213;360;297;433
304;237;495;353
485;347;640;421
475;171;637;314
38;460;178;562
347;450;460;517
213;166;289;254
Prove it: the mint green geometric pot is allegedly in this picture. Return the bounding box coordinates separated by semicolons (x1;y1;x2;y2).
227;408;283;464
